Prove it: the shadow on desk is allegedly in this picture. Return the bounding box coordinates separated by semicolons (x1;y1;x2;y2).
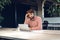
0;36;28;40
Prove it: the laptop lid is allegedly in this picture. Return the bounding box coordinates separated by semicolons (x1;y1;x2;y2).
17;24;30;31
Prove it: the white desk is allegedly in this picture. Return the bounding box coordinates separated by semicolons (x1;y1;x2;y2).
0;28;60;40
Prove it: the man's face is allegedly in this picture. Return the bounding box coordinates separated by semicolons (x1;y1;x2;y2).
27;13;34;18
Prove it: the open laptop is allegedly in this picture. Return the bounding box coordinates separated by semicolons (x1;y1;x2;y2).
17;24;31;31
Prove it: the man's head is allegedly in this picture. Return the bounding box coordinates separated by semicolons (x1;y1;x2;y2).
26;9;34;18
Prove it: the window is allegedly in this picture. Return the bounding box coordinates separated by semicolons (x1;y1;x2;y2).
44;1;60;17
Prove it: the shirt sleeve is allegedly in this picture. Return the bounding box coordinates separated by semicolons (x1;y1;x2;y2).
24;18;29;24
37;17;42;30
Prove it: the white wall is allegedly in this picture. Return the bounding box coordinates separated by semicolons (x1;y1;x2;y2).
44;17;60;23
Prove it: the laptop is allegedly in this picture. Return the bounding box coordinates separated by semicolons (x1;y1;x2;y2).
17;24;31;31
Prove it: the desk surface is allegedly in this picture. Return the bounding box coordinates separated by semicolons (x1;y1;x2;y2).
0;28;60;40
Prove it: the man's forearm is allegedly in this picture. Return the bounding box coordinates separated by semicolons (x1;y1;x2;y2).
30;26;40;30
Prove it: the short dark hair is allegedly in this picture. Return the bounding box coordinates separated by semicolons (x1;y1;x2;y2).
26;9;34;13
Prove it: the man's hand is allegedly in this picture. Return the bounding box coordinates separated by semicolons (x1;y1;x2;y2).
25;14;29;19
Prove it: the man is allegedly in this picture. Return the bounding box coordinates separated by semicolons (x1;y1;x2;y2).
24;9;42;30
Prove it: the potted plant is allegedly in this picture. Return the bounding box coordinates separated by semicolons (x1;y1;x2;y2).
0;0;11;28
